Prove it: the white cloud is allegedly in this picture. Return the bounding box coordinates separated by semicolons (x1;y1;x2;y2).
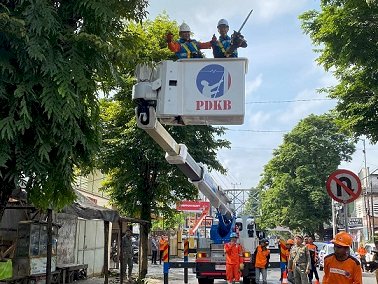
278;89;336;125
246;74;263;97
247;111;272;127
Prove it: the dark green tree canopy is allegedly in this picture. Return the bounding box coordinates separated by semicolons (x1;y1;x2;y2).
253;114;355;235
0;0;148;215
300;0;378;142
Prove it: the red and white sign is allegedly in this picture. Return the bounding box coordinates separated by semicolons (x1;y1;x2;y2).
176;201;210;212
326;169;362;204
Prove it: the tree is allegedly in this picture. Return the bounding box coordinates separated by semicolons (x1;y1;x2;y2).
251;114;355;237
97;15;230;279
299;0;378;142
0;0;148;219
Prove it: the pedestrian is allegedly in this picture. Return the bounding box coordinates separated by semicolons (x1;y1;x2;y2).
357;243;367;272
253;238;270;284
306;237;320;284
288;235;310;284
371;250;378;282
322;231;362;284
279;238;294;282
166;23;212;59
151;236;158;265
211;19;247;58
224;232;243;284
159;235;165;264
121;228;133;280
285;239;295;284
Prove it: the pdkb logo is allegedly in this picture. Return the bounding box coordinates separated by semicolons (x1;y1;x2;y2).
196;64;231;98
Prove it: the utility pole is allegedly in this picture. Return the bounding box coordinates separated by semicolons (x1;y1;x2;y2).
363;139;371;240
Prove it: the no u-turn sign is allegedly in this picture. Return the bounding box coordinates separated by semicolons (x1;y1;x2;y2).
326;169;362;203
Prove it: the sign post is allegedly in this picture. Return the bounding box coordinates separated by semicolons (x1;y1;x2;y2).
326;169;362;233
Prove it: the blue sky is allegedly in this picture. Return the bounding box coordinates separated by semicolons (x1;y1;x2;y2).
147;0;378;189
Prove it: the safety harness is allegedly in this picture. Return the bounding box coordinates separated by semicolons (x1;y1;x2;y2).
180;41;200;58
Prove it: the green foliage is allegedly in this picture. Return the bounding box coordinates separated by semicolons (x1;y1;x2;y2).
252;114;355;235
299;0;378;142
0;0;148;211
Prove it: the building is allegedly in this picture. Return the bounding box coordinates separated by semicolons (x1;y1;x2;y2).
354;168;378;242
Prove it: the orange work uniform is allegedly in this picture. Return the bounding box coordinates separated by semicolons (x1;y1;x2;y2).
254;245;270;268
224;242;243;282
322;253;362;284
357;247;367;256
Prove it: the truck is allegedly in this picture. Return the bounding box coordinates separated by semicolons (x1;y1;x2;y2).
132;58;261;284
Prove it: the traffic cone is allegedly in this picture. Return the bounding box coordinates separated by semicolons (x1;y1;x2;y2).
281;270;288;284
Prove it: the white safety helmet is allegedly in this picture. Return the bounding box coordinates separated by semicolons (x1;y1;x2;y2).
217;19;229;27
179;23;191;32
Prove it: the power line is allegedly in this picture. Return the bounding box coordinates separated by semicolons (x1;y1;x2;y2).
245;98;333;104
227;129;288;133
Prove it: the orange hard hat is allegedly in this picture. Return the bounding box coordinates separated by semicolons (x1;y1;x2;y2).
331;232;353;247
286;239;294;245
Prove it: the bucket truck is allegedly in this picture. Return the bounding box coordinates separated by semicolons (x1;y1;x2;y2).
132;58;260;284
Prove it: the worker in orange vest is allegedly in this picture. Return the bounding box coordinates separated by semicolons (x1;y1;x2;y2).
306;237;320;284
253;238;270;284
159;235;168;264
224;232;243;284
323;232;362;284
357;243;367;272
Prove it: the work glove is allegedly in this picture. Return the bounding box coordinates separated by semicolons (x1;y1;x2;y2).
210;34;217;47
231;31;245;47
239;263;244;271
166;33;173;43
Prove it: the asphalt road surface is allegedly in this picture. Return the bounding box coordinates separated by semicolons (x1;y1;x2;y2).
82;260;377;284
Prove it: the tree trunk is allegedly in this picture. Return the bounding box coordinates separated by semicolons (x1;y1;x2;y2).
0;180;13;222
139;200;151;280
317;224;325;240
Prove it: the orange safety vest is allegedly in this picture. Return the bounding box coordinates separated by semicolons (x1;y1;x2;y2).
357;247;367;256
306;243;318;261
255;245;270;269
159;239;165;251
323;254;362;284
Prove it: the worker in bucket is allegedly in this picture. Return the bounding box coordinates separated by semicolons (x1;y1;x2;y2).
224;232;243;284
166;23;212;59
212;19;247;58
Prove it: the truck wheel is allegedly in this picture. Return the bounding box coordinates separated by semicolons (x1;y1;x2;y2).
198;279;214;284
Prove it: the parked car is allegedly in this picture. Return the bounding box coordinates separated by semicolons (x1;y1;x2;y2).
318;243;357;270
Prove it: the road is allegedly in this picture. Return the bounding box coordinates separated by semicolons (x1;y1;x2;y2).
81;260;377;284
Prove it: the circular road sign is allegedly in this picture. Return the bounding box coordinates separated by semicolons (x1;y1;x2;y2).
326;169;362;204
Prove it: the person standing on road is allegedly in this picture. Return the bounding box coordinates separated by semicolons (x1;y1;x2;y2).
121;228;133;280
253;238;270;284
224;232;243;284
288;235;310;284
306;237;320;284
357;243;367;272
151;236;158;265
159;235;167;264
322;231;362;284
